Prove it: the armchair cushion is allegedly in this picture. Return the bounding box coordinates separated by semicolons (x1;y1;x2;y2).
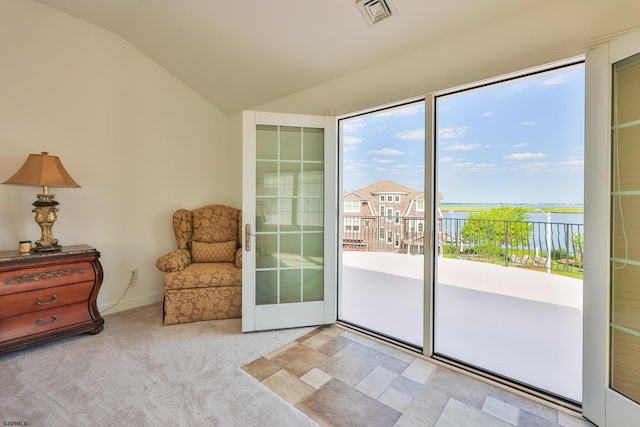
192;205;239;243
156;249;191;273
191;240;237;263
164;263;242;290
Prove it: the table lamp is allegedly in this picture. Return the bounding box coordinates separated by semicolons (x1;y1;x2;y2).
2;152;80;252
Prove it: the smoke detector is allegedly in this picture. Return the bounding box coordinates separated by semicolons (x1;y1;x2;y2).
356;0;398;27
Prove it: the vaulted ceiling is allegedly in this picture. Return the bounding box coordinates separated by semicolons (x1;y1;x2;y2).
33;1;640;115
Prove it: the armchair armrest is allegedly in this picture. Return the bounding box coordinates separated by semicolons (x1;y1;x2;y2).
156;249;192;273
235;248;242;268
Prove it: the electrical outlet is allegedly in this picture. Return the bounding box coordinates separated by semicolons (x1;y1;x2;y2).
129;268;138;286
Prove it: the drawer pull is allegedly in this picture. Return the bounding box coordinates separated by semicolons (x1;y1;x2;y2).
36;315;58;326
36;294;58;306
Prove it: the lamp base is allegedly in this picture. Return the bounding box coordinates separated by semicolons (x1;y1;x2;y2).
31;244;62;253
32;195;60;250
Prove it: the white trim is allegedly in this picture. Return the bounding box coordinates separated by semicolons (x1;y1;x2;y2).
583;26;640;425
582;43;610;422
242;110;257;332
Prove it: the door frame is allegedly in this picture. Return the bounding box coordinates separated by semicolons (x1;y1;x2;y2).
583;27;640;426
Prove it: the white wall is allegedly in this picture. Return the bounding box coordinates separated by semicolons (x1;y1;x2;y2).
0;0;232;313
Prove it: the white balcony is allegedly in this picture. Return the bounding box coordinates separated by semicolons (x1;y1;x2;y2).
340;251;583;403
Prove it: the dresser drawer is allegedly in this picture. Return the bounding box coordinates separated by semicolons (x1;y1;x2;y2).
0;302;92;343
0;281;94;318
0;261;94;295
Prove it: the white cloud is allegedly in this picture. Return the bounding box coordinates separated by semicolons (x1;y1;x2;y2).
438;126;468;140
447;162;500;173
344;136;362;145
520;121;540;126
506;83;526;95
439;157;457;163
372;158;395;164
343;118;365;133
394;164;412;169
511;143;527;148
483;112;494;118
396;128;425;140
444;143;481;151
537;73;571;88
343;136;362;152
375;167;387;172
504;152;546;160
369;148;403;156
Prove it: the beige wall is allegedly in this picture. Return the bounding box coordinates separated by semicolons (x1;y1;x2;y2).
0;0;232;313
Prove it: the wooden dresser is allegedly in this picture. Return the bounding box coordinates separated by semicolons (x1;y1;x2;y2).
0;245;104;355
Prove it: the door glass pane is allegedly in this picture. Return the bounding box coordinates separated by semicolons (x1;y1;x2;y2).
611;52;640;404
339;101;425;348
435;63;585;403
255;124;325;306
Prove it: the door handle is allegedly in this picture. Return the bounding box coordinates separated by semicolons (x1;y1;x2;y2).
245;223;251;251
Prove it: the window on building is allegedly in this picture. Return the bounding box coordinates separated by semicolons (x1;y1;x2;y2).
395;232;400;248
379;226;385;240
387;195;393;202
387;208;393;222
395;210;400;224
379;205;385;216
344;199;360;213
344;217;360;233
379;195;385;202
395;195;400;203
416;199;424;212
387;230;393;244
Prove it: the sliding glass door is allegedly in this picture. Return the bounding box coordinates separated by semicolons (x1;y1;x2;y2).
433;63;585;403
338;101;426;348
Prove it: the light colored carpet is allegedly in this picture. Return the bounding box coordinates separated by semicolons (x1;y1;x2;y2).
0;303;318;426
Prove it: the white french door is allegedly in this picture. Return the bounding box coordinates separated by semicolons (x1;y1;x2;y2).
241;111;336;332
583;27;640;426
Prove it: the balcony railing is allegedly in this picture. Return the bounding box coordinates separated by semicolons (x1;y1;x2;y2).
342;215;584;276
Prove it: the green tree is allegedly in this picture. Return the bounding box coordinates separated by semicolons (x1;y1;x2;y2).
460;206;532;260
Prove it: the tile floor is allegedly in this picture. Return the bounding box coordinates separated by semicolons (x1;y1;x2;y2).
242;325;595;427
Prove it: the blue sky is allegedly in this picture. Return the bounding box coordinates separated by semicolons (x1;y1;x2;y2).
341;63;585;204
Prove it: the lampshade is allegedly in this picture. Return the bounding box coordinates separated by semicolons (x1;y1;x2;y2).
3;152;80;188
3;152;80;252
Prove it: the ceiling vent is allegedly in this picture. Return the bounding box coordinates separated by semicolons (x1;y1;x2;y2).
356;0;397;27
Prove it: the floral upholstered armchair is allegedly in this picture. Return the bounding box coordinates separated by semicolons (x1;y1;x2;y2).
156;204;242;325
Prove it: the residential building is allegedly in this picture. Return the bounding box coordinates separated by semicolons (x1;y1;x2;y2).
343;180;425;254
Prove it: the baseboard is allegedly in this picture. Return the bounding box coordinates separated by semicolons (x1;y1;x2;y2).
99;292;164;315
